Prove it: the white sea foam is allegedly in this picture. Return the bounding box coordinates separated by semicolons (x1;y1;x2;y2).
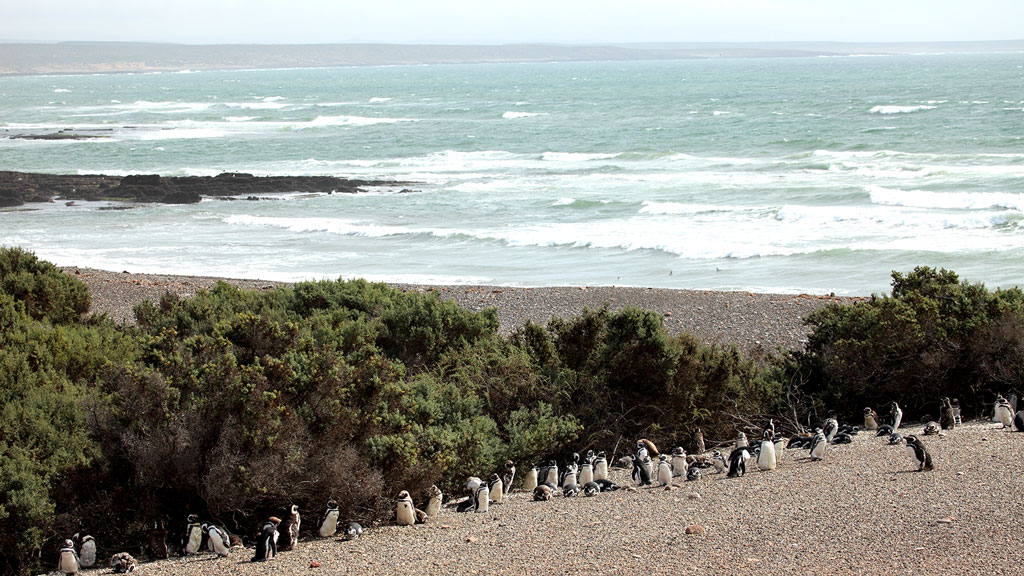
541;152;619;162
225;101;289;110
53;88;71;93
639;201;727;215
867;185;1024;211
224;116;258;122
299;115;416;128
869;105;937;114
369;97;393;103
502;111;548;119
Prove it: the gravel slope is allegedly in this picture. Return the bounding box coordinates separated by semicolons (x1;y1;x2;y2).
120;421;1023;576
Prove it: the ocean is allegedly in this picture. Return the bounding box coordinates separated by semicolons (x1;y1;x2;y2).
2;53;1023;295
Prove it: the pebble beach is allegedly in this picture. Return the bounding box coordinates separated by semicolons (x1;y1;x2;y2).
64;267;857;354
105;421;1023;576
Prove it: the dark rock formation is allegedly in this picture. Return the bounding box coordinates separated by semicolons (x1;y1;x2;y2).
0;171;412;205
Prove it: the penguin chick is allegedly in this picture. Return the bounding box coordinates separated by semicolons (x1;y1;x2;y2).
533;484;554;501
500;460;516;494
343;522;363;541
78;535;96;568
692;427;706;455
583;481;600;497
905;434;934;471
109;552;138;574
686;466;702;481
711;450;727;474
425;485;443;517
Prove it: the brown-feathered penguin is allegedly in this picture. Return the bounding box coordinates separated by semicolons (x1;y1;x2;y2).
425;485;443;517
278;504;300;550
637;438;660;457
692;428;706;455
940;397;956;430
863;407;879;430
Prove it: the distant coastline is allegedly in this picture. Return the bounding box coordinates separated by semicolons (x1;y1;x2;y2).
1;39;1022;76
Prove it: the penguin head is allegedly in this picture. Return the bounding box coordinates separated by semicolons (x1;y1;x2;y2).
904;434;919;446
186;513;198;523
290;504;299;515
201;523;210;534
327;499;338;510
427;484;442;498
63;539;75;548
397;490;411;501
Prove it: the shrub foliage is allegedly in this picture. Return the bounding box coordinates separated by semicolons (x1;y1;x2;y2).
4;247;1024;576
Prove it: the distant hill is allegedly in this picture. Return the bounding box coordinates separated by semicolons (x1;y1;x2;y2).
1;40;1022;75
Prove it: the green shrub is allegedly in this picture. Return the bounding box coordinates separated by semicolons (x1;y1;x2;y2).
0;246;90;324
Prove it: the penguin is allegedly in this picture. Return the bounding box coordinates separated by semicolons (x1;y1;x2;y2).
595;478;621;492
693;427;706;455
425;485;443;517
500;460;516;494
1008;393;1018;413
77;534;96;568
343;522;363;541
711;450;727;474
563;483;580;497
940;397;956;430
631;453;653;486
735;431;749;449
251;517;280;562
951;398;962;426
560;463;578;489
889;433;904;445
686;466;702;481
757;430;777;471
593;451;609;481
670;446;688;477
541;462;559;487
522;466;539;492
637;438;660;457
773;434;786;459
890;401;903;430
57;539;80;575
822;417;839;443
808;429;827;461
395;490;416;526
905;435;934;471
109;552;137;574
318;500;340;538
533;484;554;501
1014;411;1024;432
875;425;894;437
278;504;300;551
831;432;852;444
787;434;813;449
203;524;231;557
474;484;490;513
183;514;203;555
727;447;750;478
863;407;879;431
994;395;1014;428
488;473;504;504
579;461;594;486
583;481;600;497
414;508;429;524
148;521;168;560
923;421;941;435
465;476;484;493
656;454;673;486
765;418;776;438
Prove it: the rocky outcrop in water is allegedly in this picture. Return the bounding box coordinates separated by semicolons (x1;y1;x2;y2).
0;171;408;205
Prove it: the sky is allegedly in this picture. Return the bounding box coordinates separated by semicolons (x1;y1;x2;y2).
3;0;1022;45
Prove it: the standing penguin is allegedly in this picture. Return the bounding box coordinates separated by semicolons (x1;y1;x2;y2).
578;460;594;486
773;434;786;460
425;485;443;518
809;429;827;461
57;539;80;575
656;454;673;486
890;402;904;430
395;491;416;526
631;453;653;486
757;430;777;471
940;397;956;430
183;514;203;555
148;521;168;560
560;463;578;488
822;417;839;443
735;431;749;449
77;534;96;568
522;466;539;492
474;484;490;513
670;446;688;477
905;435;934;471
500;460;516;494
203;524;231;557
951;398;962;426
278;504;300;551
692;428;706;455
727;447;750;478
994;395;1014;428
711;450;727;474
541;462;559;487
317;500;340;538
488;473;504;504
251;517;280;562
593;451;609;482
863;407;879;431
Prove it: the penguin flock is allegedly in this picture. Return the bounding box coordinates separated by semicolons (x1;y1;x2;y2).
52;395;1024;573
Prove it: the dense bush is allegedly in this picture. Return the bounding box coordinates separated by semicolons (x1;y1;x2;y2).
5;246;1023;576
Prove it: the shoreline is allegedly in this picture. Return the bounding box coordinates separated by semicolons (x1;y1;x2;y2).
65;266;859;353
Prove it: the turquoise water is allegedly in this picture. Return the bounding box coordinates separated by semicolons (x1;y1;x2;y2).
2;53;1023;294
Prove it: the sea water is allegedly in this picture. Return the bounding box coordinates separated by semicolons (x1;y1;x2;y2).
1;53;1023;294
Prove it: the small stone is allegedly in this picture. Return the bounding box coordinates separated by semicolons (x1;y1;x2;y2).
685;524;705;535
688;492;701;500
664;485;675;491
937;517;955;524
310;561;322;568
465;536;478;543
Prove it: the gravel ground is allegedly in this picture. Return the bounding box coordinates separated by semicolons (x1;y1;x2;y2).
65;267;858;353
107;421;1022;576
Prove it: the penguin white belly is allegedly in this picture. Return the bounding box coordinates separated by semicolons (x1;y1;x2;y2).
474;486;490;513
426;496;442;517
995;405;1013;427
185;527;202;554
396;502;416;526
810;440;826;460
490;479;503;503
522;469;538;491
864;415;878;430
544;468;559;486
758;441;777;470
905;444;919;464
657;462;673;486
58;550;80;574
318;512;339;537
893;410;903;430
579;465;594;485
561;471;577;488
594;461;608;481
671;456;687;477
